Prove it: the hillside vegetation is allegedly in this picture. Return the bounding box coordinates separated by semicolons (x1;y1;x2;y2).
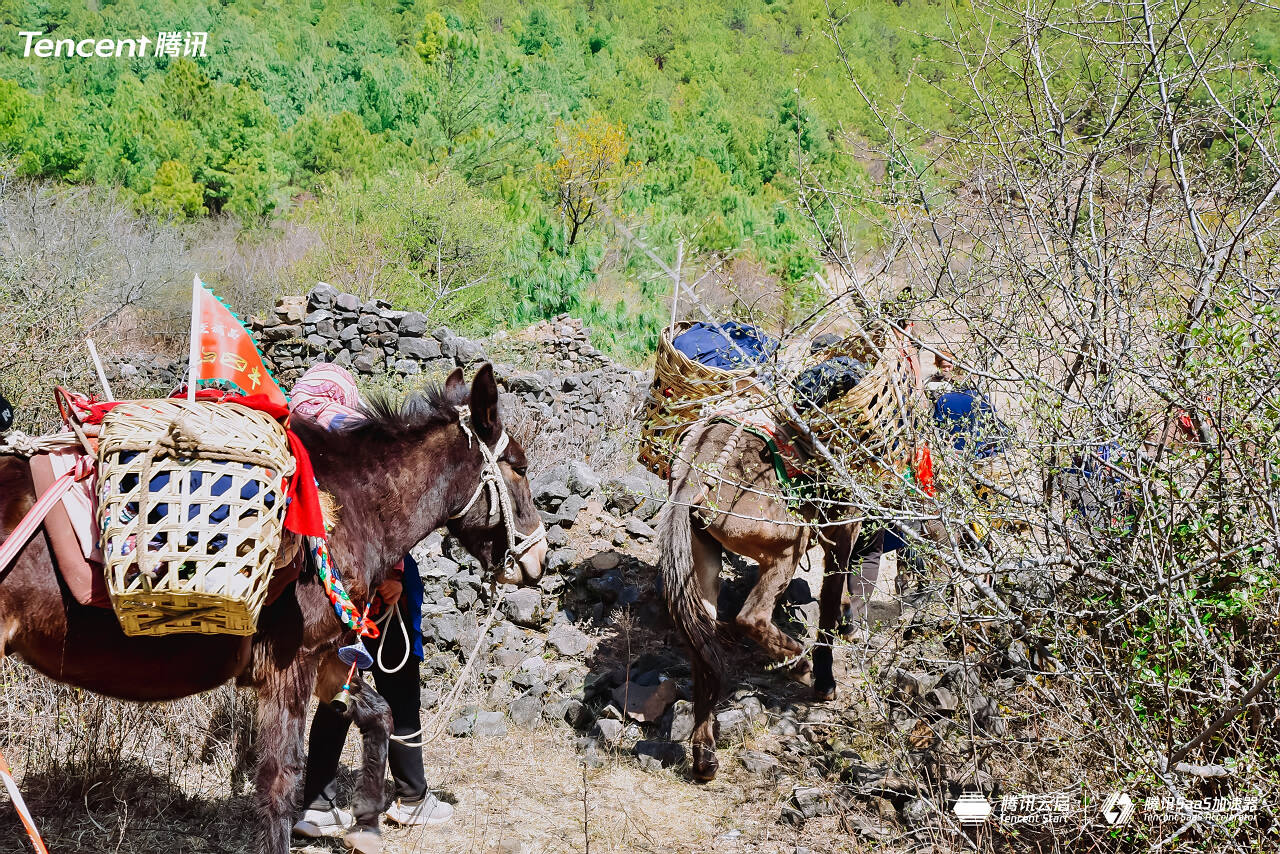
0;0;965;356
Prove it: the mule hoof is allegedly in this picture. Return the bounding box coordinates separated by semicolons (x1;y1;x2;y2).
813;682;837;702
691;745;719;782
343;828;383;854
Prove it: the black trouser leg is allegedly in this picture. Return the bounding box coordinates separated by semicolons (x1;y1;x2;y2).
371;609;427;801
301;702;352;810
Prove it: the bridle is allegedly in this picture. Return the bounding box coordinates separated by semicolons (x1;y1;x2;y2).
449;405;546;573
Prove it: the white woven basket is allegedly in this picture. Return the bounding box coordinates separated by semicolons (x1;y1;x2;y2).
96;399;294;637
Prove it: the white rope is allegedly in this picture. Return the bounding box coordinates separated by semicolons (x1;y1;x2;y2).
386;410;540;747
374;604;411;675
414;592;505;746
0;431;82;458
450;406;547;567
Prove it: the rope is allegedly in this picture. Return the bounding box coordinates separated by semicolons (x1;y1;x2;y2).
0;432;82;458
451;406;546;567
0;749;50;854
0;466;82;582
414;592;505;746
374;604;411;675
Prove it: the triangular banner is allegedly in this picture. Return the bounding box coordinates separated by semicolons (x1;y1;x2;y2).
190;278;287;406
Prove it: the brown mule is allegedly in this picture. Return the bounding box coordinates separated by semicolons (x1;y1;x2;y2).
0;365;546;854
658;420;864;781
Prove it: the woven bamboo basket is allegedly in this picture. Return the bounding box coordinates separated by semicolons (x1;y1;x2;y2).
96;399;295;637
638;321;766;479
792;328;918;473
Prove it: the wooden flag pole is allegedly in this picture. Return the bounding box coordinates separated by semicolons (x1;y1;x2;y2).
668;239;684;331
187;274;202;403
85;339;114;401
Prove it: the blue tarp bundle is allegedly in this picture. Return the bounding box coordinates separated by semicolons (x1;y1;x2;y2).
933;389;1007;458
672;321;779;369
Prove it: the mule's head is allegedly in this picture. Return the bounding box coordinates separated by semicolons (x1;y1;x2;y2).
445;364;547;586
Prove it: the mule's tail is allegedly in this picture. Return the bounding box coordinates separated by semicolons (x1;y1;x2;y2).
658;431;722;677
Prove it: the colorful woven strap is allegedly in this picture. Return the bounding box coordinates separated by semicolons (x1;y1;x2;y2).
313;539;379;638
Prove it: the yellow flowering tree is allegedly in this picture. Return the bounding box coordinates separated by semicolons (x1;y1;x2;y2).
540;116;641;245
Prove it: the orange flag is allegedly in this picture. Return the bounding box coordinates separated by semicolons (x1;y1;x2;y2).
189;279;287;406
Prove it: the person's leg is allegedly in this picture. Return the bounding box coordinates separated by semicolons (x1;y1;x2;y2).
293;701;354;837
372;609;453;826
848;528;884;625
843;528;883;631
372;657;427;801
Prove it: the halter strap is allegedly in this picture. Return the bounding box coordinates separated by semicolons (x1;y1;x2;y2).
450;406;546;565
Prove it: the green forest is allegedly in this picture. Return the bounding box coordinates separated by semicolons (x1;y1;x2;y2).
2;0;1278;358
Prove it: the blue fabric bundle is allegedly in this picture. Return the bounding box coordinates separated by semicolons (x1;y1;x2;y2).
672;321;779;369
933;390;1007;458
116;452;273;553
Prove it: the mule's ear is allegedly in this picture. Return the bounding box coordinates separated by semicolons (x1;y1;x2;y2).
444;367;465;398
469;363;502;444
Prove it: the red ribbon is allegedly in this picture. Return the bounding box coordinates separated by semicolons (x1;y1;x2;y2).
74;389;326;538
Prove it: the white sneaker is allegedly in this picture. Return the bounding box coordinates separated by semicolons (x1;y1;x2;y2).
293;803;353;838
384;794;454;826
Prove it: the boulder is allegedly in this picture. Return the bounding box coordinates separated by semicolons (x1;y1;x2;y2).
547;623;590;658
353;350;382;374
593;718;623;746
454;338;486;364
473;711;507;738
399;311;428;336
668;700;695;742
309;282;339;309
566;461;601;497
611;679;678;723
399;336;442;360
501;588;544;627
715;708;750;744
634;740;685;768
509;695;543;730
738;749;780;774
624;517;657;540
394;359;421;375
532;471;571;511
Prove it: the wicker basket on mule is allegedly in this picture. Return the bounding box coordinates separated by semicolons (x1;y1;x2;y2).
96;399;295;637
785;325;922;477
638;321;772;479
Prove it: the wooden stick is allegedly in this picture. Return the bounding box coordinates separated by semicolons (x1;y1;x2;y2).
669;239;684;331
187;275;202;403
85;339;114;401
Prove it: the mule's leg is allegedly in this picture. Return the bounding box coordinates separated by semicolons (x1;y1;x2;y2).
341;680;393;854
255;657;318;854
688;524;724;782
690;525;723;620
732;545;808;671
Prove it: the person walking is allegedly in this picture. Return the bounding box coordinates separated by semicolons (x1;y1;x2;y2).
287;364;454;839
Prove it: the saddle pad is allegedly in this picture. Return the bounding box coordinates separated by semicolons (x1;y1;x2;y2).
29;450;111;608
